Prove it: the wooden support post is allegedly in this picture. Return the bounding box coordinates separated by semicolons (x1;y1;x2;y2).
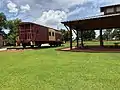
81;30;84;48
64;24;72;50
100;29;104;47
70;27;72;50
76;30;79;48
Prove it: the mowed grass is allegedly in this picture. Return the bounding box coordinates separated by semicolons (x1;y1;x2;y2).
64;40;120;47
0;44;120;90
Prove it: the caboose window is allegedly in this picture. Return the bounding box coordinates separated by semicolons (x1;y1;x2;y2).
116;6;120;12
49;32;51;36
52;32;54;36
106;7;114;13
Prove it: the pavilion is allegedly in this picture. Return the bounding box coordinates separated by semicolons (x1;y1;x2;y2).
62;4;120;50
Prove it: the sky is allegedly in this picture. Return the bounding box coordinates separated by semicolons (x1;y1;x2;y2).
0;0;120;34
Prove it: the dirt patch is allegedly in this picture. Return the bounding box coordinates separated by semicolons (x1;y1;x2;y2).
0;49;24;52
3;49;39;52
7;50;24;52
57;46;120;53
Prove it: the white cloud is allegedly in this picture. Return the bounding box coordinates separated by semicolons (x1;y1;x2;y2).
7;0;18;13
20;4;30;13
0;0;4;8
35;10;67;29
53;0;88;9
4;0;120;29
68;7;85;16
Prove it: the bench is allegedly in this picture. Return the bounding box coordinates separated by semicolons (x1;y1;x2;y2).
114;42;120;47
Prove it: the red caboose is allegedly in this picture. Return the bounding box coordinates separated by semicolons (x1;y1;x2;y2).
19;22;62;48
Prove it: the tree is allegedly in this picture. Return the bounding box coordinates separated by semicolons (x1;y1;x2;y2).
6;19;21;45
61;29;70;43
111;28;120;40
0;12;7;35
78;30;96;41
102;29;113;40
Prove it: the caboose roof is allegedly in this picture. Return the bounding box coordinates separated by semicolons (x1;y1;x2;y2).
20;22;60;31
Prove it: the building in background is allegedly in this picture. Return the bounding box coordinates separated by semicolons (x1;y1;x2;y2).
100;4;120;15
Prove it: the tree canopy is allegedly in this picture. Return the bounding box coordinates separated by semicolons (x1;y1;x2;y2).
0;12;22;45
6;19;21;45
0;12;7;35
102;28;120;40
112;28;120;40
78;30;96;41
61;29;71;43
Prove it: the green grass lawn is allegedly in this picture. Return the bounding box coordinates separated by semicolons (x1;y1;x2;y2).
0;44;120;90
84;41;120;46
64;40;120;48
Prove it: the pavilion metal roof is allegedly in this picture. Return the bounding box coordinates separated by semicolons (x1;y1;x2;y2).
62;13;120;30
62;13;120;23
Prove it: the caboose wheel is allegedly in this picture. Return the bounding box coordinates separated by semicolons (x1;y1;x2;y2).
56;44;58;47
31;45;34;48
22;45;26;48
50;44;52;47
59;44;61;46
38;44;41;48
